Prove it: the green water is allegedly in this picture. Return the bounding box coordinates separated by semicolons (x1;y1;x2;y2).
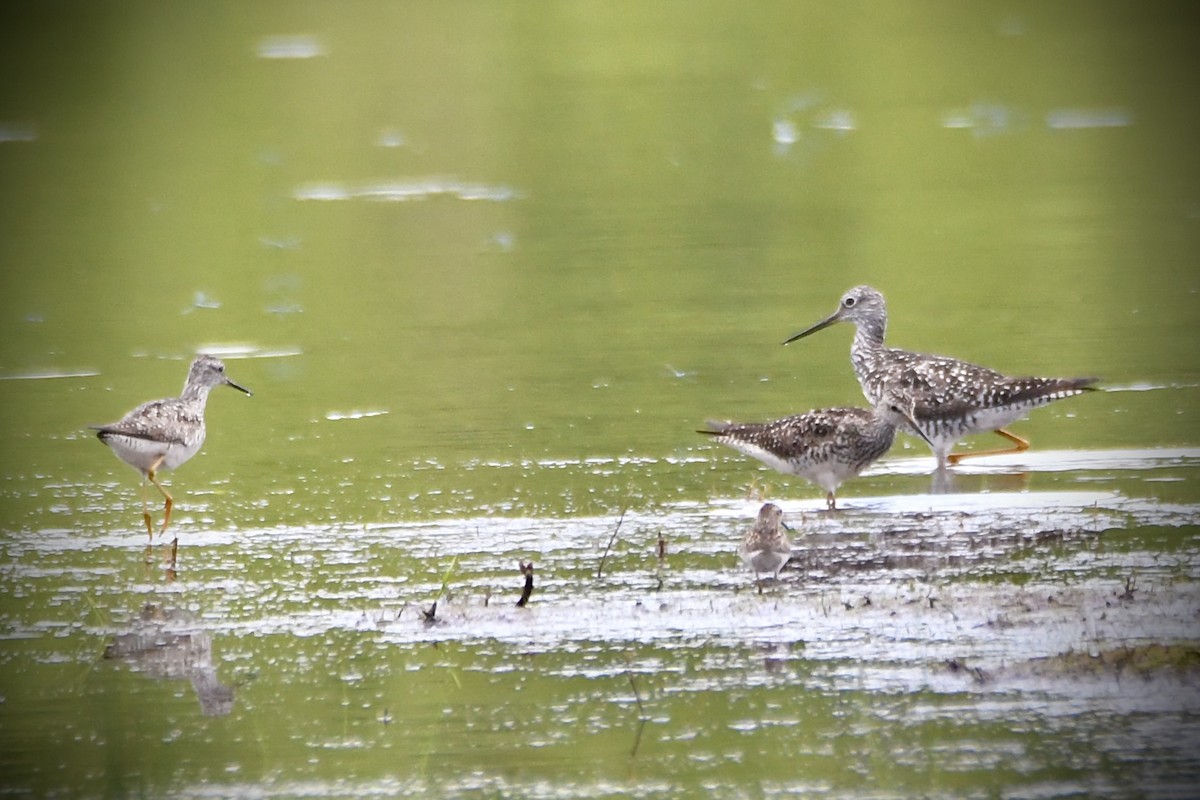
1;2;1199;797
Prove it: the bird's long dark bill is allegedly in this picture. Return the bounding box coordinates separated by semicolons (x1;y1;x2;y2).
782;311;841;345
227;380;253;396
900;411;934;448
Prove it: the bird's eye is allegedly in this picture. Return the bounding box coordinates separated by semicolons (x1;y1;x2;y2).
843;296;856;308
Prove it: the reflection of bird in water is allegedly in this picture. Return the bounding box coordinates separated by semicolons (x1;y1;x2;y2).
103;604;234;717
699;393;927;510
738;503;792;586
91;355;252;551
784;285;1097;470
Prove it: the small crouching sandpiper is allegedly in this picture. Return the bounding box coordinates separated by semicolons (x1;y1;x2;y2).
699;394;929;511
91;355;251;546
784;285;1097;470
739;502;791;588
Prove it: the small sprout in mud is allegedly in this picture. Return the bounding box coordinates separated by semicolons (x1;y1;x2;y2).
1119;574;1137;602
422;555;460;624
657;531;667;560
379;708;392;726
517;561;534;607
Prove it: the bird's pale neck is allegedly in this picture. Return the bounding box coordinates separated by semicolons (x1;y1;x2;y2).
180;381;215;407
852;312;887;348
867;407;901;438
850;315;887;380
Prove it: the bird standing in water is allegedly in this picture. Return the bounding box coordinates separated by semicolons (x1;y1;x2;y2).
92;355;252;543
699;393;929;510
739;502;792;587
784;286;1096;469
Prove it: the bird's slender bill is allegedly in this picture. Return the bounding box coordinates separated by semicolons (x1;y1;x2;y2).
898;408;935;449
783;310;842;345
227;379;252;396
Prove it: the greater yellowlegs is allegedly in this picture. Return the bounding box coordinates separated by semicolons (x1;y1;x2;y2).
784;285;1097;469
699;394;928;510
739;502;791;583
92;355;251;540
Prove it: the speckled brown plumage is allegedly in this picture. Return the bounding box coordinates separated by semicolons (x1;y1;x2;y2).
699;399;918;510
785;285;1097;468
738;502;791;582
92;355;251;539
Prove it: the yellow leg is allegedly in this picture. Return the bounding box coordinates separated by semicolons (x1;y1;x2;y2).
946;428;1031;465
145;456;173;537
140;477;154;539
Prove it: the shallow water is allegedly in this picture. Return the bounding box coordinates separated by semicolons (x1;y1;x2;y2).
2;2;1199;798
4;447;1199;797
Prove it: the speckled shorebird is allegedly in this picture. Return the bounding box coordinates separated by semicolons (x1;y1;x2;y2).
784;286;1097;470
739;502;791;584
699;394;929;510
91;355;251;540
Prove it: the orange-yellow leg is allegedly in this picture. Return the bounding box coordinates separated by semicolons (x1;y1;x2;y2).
145;456;173;537
139;478;154;539
946;428;1031;465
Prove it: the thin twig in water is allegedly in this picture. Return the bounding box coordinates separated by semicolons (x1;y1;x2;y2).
629;718;648;760
596;507;628;579
626;667;649;759
516;561;534;607
627;669;647;720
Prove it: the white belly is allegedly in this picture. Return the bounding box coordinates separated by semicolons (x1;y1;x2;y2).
740;547;790;578
724;442;856;495
103;434;204;474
